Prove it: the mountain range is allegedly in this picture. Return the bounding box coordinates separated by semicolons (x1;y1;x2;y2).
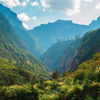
29;16;100;50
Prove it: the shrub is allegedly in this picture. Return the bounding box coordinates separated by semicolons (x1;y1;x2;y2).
0;85;38;100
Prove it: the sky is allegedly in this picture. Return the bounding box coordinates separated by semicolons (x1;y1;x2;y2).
0;0;100;30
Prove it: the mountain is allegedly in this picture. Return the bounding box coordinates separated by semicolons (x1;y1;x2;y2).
29;16;100;50
0;3;24;30
29;20;89;49
40;40;73;70
0;11;50;79
0;3;44;57
60;38;82;71
89;16;100;30
14;27;44;58
70;28;100;71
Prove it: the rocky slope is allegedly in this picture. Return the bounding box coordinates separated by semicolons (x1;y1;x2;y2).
60;38;82;71
40;40;73;70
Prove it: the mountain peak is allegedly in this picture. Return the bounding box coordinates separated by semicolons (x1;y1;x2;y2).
55;19;73;24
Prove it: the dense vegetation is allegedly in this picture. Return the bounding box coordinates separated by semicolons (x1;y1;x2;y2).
0;53;100;100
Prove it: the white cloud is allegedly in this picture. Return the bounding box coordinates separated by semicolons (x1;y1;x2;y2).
32;16;37;20
0;0;20;8
17;12;31;22
26;0;30;2
0;0;28;8
21;1;27;6
22;23;29;29
31;1;39;6
40;0;81;16
95;3;100;10
83;0;93;2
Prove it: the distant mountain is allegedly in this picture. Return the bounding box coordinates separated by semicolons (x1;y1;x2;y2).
0;11;50;79
29;20;89;49
0;3;44;57
29;16;100;50
89;16;100;30
40;40;73;70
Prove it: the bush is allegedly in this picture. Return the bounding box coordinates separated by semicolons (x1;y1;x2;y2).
0;85;38;100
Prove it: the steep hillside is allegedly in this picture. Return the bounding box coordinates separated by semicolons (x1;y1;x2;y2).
60;38;82;71
0;11;50;79
71;28;100;71
0;57;32;86
41;40;73;70
0;3;44;57
0;3;24;30
14;27;44;58
29;20;88;49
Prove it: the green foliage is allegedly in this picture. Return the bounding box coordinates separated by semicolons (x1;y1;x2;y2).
0;85;38;100
0;58;31;86
0;53;100;100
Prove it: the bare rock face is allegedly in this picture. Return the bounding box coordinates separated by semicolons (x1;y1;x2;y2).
41;40;73;70
60;38;82;71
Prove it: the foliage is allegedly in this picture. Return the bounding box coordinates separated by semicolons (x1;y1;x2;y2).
0;53;100;100
0;85;38;100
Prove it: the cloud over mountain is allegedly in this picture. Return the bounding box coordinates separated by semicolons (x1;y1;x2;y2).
40;0;81;15
17;12;31;22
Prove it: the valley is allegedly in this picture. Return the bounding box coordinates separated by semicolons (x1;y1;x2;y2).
0;2;100;100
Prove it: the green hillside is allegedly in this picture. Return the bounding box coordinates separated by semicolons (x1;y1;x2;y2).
0;11;50;79
14;27;44;58
0;57;31;86
71;28;100;71
0;3;45;58
0;53;100;100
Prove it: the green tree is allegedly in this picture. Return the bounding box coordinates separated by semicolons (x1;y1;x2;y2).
51;70;59;79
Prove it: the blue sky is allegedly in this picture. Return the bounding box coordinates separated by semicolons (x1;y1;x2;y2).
0;0;100;29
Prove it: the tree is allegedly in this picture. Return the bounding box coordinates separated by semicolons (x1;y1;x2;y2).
51;70;59;79
30;75;36;91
